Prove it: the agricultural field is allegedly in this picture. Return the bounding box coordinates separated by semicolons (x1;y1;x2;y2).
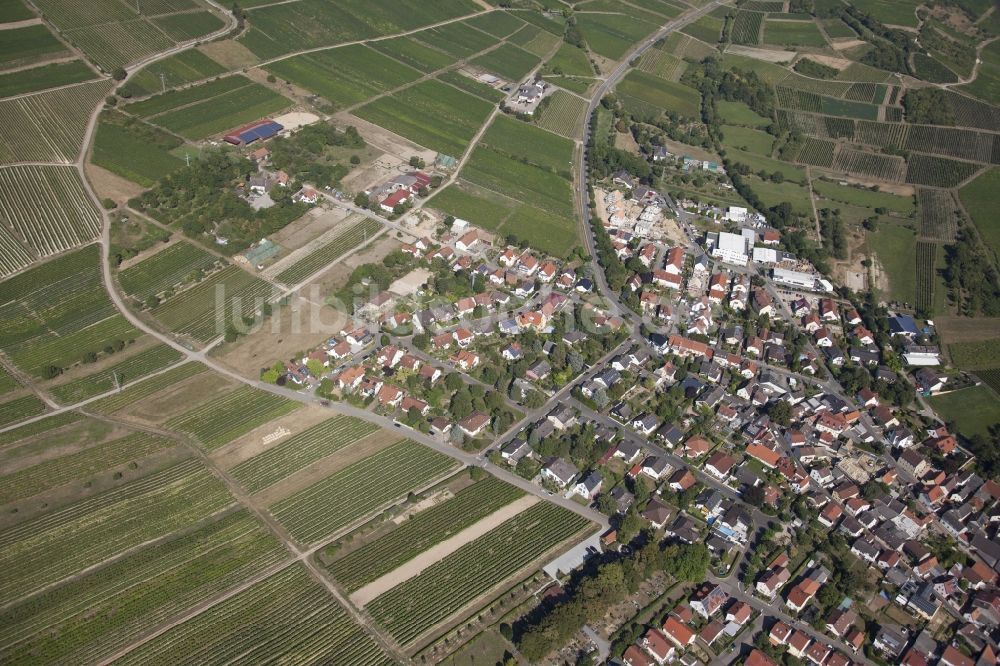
0;511;286;666
917;188;957;240
265;45;421;109
48;344;183;403
0;79;114;163
480;115;574;174
680;14;723;44
149;265;276;343
959;38;1000;103
852;0;920;28
903;125;996;164
726;148;807;184
959;167;1000;258
431;181;516;230
811;179;914;214
124;49;227;97
0;0;33;22
0;431;177;505
537;90;589;139
0;411;82;448
0;458;232;601
574;12;660;60
89;361;208;413
743;176;813;215
437;71;506;103
230;415;379;493
470;43;540;82
927;385;1000;440
269;439;459;545
0;24;67;69
832;148;906;182
410;20;499;59
118;240;221;301
365;501;592;646
904;154;981;188
977;369;1000;396
868;219;918;305
763;19;828;47
114;564;394;666
949;339;1000;371
794;137;835;167
543;42;594;78
509;24;562;58
274;217;381;284
354;79;493;157
0;61;97;98
0;245;140;376
0;394;46;428
237;0;482;60
326;476;525;591
731;11;764;45
635;49;687;82
92;115;185;187
617;70;702;120
466;11;526;38
369;36;457;74
152;10;225;42
165;385;301;451
915;241;936;314
127;75;292;140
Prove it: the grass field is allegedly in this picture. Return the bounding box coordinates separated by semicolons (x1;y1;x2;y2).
726;148;807;184
927;385;1000;440
366;501;591;646
852;0;920;28
0;61;96;97
958;167;1000;259
265;45;421;109
0;0;33;22
0;511;285;666
231;415;379;493
721;125;774;155
92;116;185;187
0;458;231;601
811;179;914;214
543;42;593;77
744;175;813;216
113;564;394;666
949;339;1000;370
165;385;301;451
467;11;525;38
575;12;660;60
463;145;576;225
327;476;525;591
763;19;828;47
717;100;771;127
868;220;917;305
270;439;459;545
149;265;276;343
355;79;493;157
132;75;292;140
958;38;1000;103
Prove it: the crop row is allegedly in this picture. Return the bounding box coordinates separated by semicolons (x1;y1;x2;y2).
0;431;176;505
776;86;822;113
89;361;206;413
119;241;221;301
231;415;379;493
833;147;906;182
150;265;276;343
915;241;936;314
275;218;381;285
0;166;102;261
918;189;957;241
537;90;589;140
854;120;909;148
9;314;139;379
905;154;981;188
0;412;82;448
113;564;394;666
844;82;885;104
0;227;33;278
731;11;764;45
328;476;525;591
0;458;232;601
270;439;458;545
0;510;285;666
0;394;46;428
779;72;853;97
975;368;1000;395
905;125;997;164
367;502;591;645
795;137;835;168
165;385;301;451
0;79;113;164
49;344;183;404
65;19;174;72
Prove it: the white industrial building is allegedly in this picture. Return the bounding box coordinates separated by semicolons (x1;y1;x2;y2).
771;267;816;290
712;231;750;265
725;206;748;223
753;247;778;263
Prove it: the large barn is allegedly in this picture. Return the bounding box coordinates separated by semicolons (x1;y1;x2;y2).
223;119;284;145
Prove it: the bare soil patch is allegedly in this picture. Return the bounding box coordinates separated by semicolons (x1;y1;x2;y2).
350;495;540;606
727;44;797;63
272;111;320;132
268;205;355;252
614;131;642;154
798;53;851;69
830;39;866;51
253;428;402;506
211;405;332;469
339;113;437;165
86;163;144;203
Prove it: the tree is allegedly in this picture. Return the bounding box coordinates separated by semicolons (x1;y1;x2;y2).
112;67;127;81
349;154;361;165
596;492;617;515
742;484;765;507
445;373;463;391
768;400;792;426
354;192;369;207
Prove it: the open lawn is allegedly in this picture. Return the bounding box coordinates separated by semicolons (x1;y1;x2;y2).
543;42;593;77
721;125;774;155
617;70;702;120
355;79;493;157
812;179;914;214
927;385;1000;440
868;220;918;305
763;20;828;47
265;45;421;109
744;175;813;216
717;100;771;127
948;338;1000;370
958;167;1000;260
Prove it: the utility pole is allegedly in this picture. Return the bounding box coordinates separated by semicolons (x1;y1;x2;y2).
160;73;165;93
